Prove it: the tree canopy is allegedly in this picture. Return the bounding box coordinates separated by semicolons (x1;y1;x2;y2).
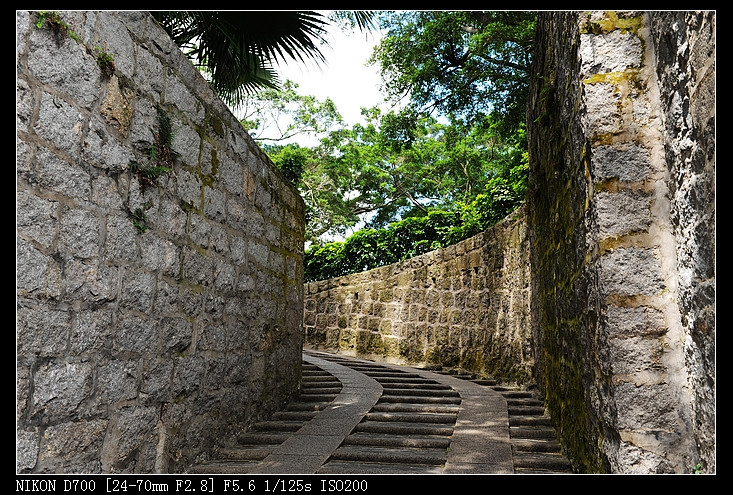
156;10;537;281
372;11;536;136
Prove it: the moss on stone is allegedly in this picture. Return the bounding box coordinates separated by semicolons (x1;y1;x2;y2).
580;11;644;35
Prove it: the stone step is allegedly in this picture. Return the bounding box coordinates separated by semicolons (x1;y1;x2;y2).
328;445;448;466
376;377;442;384
354;421;454;436
299;387;341;395
237;432;291;445
513;452;573;473
302;380;339;386
510;415;553;427
378;395;461;405
343;432;451;449
252;420;306;432
216;446;274;461
360;371;425;379
301;375;341;386
188;460;259;474
510;426;560;440
364;412;457;424
512;438;563;453
286;401;333;412
317;461;444;474
372;403;460;414
499;390;534;399
506;398;545;407
380;382;452;390
472;378;498;386
295;393;338;402
381;388;460;398
272;410;317;421
508;406;546;416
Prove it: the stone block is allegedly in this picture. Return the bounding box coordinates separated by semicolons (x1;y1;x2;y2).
598;247;664;296
580;30;643;77
32;361;93;423
596;190;652;237
34;148;91;200
582;82;623;135
592;144;652;182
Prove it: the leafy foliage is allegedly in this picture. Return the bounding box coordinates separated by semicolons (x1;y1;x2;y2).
262;102;527;247
130;107;178;187
371;11;536;136
153;11;327;104
241;80;344;143
197;10;537;280
303;159;527;282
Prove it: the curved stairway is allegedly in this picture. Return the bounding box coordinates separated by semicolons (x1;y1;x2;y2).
189;351;573;474
315;355;461;474
189;360;343;474
438;372;573;474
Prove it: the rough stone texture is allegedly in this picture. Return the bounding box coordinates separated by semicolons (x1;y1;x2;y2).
527;11;714;473
648;12;716;474
304;206;534;385
16;11;304;473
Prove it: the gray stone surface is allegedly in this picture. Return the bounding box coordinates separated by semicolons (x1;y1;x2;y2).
304;208;533;385
17;10;304;474
526;10;714;474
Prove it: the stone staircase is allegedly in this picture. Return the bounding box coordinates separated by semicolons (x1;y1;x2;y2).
316;356;461;474
189;353;573;474
189;360;343;474
441;371;573;474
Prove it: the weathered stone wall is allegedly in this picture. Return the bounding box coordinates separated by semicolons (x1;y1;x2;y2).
304;206;534;384
527;11;714;473
16;11;305;473
648;12;716;473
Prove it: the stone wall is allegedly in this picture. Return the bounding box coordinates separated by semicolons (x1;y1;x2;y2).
16;11;305;473
648;12;716;473
304;205;534;384
526;11;714;473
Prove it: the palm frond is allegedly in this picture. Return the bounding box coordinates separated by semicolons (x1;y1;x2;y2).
152;11;329;104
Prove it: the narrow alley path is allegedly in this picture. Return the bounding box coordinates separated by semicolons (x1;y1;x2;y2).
190;350;572;475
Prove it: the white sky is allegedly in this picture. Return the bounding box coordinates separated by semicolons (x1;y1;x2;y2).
274;21;388;241
277;22;386;130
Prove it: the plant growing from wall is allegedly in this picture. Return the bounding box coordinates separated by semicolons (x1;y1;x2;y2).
36;11;116;80
132;200;154;234
128;108;178;233
94;44;115;79
130;107;178;187
36;11;80;43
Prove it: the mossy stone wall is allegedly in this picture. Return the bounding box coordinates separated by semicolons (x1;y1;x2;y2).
304;206;534;385
527;11;714;473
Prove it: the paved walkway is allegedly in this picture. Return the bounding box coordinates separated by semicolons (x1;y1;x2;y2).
191;350;572;474
246;353;383;473
248;352;513;474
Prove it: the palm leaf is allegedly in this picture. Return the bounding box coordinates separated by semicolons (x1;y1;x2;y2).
152;11;329;105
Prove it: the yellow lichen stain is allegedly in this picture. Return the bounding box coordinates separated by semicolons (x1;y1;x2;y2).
582;69;640;86
581;11;644;35
101;75;134;137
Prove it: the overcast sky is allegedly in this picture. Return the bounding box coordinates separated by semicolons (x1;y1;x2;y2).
277;22;386;129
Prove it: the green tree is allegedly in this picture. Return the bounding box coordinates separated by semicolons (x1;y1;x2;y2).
240;79;344;143
261;95;527;247
202;11;536;278
371;11;536;136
